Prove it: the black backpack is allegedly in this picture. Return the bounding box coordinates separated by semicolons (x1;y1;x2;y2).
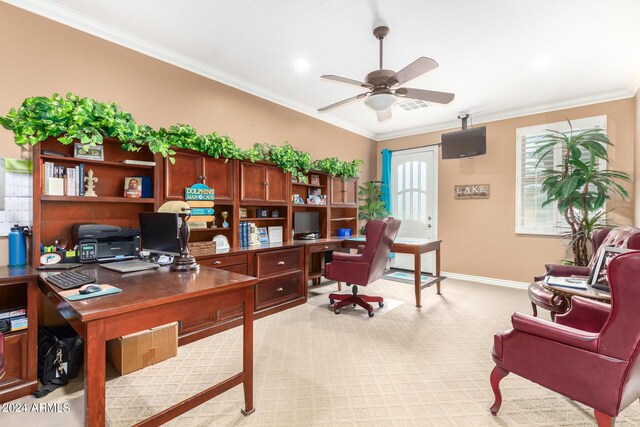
34;326;84;398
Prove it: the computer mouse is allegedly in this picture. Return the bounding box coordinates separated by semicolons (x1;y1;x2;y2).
79;284;103;295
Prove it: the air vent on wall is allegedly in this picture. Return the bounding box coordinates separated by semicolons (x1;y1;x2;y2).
397;100;430;111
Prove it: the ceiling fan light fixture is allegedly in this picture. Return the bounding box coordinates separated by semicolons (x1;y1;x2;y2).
364;93;396;112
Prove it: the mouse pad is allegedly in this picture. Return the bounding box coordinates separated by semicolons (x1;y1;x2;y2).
60;285;122;301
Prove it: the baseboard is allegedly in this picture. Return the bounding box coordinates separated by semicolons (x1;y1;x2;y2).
442;271;528;290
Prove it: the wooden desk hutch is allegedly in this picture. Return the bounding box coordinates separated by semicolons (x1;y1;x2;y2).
30;138;358;345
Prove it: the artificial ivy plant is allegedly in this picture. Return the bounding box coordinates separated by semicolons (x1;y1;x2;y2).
0;92;362;179
535;122;631;266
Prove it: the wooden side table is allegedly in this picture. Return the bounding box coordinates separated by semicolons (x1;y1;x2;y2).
540;280;611;313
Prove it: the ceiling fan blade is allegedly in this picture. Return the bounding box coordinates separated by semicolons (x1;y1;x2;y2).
388;57;439;87
377;109;392;122
395;87;455;104
317;92;369;112
321;75;373;88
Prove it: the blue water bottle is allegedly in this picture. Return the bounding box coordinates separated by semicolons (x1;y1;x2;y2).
8;224;27;266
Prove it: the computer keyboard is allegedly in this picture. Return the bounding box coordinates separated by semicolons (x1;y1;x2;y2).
46;271;97;290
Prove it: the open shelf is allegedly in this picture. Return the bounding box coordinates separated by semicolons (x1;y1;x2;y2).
243;217;286;221
41;195;155;204
292;204;327;208
41;154;155;169
190;227;233;232
292;182;325;188
330;217;356;221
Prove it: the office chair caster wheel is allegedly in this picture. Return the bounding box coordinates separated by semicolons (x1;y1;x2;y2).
329;299;335;304
378;302;384;308
353;303;356;307
368;311;374;317
334;309;340;315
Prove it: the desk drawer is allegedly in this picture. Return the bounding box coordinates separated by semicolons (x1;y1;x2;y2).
256;248;302;278
255;271;302;310
207;253;247;269
308;242;341;254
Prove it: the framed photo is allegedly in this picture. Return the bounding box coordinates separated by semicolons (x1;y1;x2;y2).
124;177;142;198
588;246;632;291
74;143;104;161
257;227;269;244
239;208;248;218
308;188;322;204
310;175;320;186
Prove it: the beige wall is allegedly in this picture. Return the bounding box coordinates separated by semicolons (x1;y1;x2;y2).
378;98;635;283
0;3;376;264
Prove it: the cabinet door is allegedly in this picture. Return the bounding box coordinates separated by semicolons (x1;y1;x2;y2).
0;332;27;390
203;157;234;202
343;178;358;206
330;177;344;205
265;166;288;203
165;152;202;200
240;162;266;202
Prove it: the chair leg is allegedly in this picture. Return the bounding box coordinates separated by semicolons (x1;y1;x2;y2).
489;366;509;415
531;302;538;317
594;410;615;426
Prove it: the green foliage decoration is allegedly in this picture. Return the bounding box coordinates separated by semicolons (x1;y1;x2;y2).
358;181;388;234
535;121;631;266
0;92;361;178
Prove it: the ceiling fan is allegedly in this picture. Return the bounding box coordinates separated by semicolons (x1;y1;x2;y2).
317;26;455;122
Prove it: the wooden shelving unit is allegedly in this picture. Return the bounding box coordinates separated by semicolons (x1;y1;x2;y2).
41;195;155;204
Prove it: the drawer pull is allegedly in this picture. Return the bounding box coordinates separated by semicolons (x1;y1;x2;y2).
324;246;329;249
213;260;222;265
277;261;285;266
276;287;284;292
47;292;53;298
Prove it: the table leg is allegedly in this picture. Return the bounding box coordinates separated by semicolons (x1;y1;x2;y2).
414;252;422;308
241;287;255;416
435;249;442;295
85;320;106;427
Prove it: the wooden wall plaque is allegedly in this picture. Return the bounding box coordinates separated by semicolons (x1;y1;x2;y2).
454;184;490;199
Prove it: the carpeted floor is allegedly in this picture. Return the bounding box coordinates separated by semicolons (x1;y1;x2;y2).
5;278;640;426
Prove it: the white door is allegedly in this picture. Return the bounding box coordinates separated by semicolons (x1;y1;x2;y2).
390;146;438;273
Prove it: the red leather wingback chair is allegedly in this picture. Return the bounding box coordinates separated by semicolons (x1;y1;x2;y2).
529;226;640;319
491;251;640;426
0;331;6;380
325;217;401;317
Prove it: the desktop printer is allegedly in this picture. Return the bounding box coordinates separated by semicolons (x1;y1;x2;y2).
73;224;141;263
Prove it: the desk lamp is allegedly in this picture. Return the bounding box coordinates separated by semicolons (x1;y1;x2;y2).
158;201;199;272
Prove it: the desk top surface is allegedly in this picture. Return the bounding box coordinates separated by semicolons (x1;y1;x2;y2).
0;265;38;282
39;265;257;322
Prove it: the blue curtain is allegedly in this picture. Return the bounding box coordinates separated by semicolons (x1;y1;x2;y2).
381;149;392;214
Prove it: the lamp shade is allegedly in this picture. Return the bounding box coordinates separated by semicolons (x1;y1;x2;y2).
364;93;397;112
158;201;191;214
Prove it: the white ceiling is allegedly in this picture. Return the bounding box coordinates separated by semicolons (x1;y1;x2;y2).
8;0;640;140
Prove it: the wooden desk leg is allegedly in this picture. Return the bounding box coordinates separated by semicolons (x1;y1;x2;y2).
85;320;106;427
414;251;422;308
241;286;255;416
435;249;442;295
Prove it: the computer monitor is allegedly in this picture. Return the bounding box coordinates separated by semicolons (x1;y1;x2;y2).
294;211;320;236
138;212;182;256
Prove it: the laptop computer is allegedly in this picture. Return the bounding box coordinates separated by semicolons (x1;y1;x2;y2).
99;260;160;273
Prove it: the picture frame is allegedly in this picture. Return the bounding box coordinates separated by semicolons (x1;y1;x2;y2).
257;227;269;244
123;177;142;198
239;208;248;218
308;188;322;204
588;246;632;291
310;175;320;186
74;143;104;161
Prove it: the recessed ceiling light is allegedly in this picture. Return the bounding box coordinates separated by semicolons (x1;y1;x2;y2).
293;58;311;73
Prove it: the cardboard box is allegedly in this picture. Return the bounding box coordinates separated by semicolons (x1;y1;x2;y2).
107;322;177;375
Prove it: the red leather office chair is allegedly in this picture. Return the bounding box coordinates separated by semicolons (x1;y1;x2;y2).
529;226;640;319
491;251;640;426
325;217;401;317
0;331;6;380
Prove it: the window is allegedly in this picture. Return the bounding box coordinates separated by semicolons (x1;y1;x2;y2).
515;115;606;235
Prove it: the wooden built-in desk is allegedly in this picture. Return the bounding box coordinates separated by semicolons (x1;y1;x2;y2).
38;265;257;427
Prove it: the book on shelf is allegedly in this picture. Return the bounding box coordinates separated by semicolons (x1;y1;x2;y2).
120;159;156;166
78;163;85;196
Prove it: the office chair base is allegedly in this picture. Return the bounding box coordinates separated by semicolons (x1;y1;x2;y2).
329;285;383;317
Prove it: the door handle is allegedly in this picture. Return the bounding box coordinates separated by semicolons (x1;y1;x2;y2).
427;224;432;228
276;287;284;292
212;260;222;265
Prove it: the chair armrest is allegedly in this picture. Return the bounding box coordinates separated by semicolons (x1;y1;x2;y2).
511;312;599;352
545;264;590;277
0;331;3;353
332;252;363;262
555;297;610;333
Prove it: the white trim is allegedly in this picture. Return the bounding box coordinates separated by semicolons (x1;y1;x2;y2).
375;91;632;141
442;271;528;290
4;0;376;140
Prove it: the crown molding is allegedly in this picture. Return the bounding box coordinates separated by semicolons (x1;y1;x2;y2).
374;90;634;141
4;0;377;140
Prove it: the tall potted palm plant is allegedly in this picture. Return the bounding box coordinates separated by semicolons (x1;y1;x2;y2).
535;122;630;266
358;181;388;235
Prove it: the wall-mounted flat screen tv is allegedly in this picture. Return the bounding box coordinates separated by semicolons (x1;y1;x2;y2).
441;126;487;159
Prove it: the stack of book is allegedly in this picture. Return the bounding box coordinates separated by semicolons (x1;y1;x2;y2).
42;161;84;196
0;307;28;333
239;222;260;247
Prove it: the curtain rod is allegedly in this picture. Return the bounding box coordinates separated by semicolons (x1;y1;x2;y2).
385;142;441;154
